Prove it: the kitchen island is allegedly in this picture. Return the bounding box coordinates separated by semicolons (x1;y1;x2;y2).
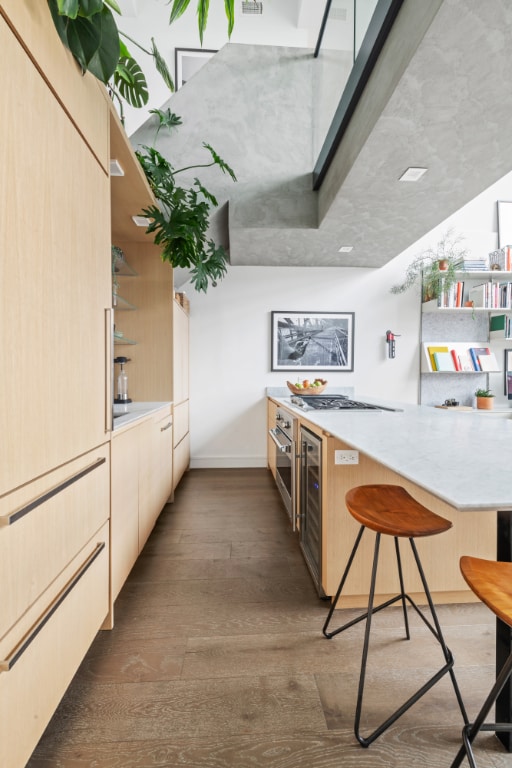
268;393;512;749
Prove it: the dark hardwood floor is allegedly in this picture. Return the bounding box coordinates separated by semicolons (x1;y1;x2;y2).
26;468;510;767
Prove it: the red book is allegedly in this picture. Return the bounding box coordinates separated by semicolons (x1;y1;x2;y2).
451;349;462;371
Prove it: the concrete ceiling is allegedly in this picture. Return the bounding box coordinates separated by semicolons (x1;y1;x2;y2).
129;0;512;277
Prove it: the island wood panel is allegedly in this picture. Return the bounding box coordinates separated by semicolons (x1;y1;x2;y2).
267;399;278;479
0;16;111;494
321;434;496;606
173;431;190;491
0;522;109;768
139;407;173;551
0;0;109;170
173;400;189;446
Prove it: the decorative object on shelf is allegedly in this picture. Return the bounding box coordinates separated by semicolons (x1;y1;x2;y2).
287;379;327;396
271;311;355;372
475;388;494;410
391;229;469;301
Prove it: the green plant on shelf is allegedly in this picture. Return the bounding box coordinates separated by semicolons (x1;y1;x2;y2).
475;388;494;398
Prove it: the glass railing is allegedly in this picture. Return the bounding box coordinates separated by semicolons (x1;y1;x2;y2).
313;0;404;189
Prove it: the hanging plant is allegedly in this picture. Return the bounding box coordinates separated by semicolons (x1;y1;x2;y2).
136;131;237;293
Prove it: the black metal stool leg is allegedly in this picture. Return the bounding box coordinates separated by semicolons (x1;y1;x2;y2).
449;650;512;768
409;539;469;726
323;525;367;639
394;536;410;640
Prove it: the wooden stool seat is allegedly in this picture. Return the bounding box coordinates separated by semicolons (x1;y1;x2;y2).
323;483;467;748
450;557;512;768
460;556;512;628
345;484;453;538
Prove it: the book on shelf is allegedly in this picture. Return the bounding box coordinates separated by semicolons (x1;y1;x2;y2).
469;346;491;371
478;351;500;372
427;345;449;371
433;351;456;371
450;349;462;371
468;280;512;309
458;349;476;371
489;314;512;339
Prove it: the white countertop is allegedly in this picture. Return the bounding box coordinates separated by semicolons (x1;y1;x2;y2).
270;395;512;512
112;401;172;431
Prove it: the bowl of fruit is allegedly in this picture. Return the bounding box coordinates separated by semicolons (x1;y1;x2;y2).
287;378;327;396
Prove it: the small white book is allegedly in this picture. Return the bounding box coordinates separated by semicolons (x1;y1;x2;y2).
478;352;500;372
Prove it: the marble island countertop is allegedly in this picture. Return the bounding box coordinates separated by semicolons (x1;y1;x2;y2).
112;401;172;431
270;394;512;512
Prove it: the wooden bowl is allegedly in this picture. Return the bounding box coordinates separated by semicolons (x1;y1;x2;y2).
287;381;327;396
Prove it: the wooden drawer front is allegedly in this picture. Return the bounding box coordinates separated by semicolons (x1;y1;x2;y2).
0;444;110;640
173;400;189;447
0;524;109;768
111;424;140;602
139;411;173;550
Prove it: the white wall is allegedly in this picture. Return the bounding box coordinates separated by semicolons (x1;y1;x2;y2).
187;169;512;469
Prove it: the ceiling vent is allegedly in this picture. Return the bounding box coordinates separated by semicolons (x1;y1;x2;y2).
241;2;263;14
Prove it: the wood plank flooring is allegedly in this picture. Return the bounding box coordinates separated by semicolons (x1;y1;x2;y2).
26;468;511;767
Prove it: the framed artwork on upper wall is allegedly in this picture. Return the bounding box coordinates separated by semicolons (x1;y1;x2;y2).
175;48;217;89
497;200;512;248
271;311;355;372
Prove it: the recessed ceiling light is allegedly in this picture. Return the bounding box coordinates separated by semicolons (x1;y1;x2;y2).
399;167;428;182
110;159;124;176
338;245;353;253
132;215;151;227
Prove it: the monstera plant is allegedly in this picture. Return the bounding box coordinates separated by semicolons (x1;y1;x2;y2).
136;120;237;293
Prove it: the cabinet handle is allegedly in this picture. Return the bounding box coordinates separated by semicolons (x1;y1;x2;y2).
105;308;113;432
0;458;106;527
0;541;106;673
160;422;172;432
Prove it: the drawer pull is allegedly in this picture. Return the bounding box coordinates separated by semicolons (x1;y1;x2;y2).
1;457;106;527
160;422;172;432
0;541;106;673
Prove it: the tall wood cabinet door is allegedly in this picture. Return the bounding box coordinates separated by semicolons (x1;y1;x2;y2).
0;19;111;495
173;300;189;405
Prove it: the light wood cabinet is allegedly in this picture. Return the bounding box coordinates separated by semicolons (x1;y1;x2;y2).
0;447;110;768
0;13;111;496
267;399;278;479
172;300;190;490
110;406;173;616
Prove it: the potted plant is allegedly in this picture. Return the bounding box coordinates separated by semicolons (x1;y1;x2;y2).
391;229;468;302
475;388;495;410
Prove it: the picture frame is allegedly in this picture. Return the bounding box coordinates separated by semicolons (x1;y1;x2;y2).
175;48;217;89
497;200;512;248
271;311;354;372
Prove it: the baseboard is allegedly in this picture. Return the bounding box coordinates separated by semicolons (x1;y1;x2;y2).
190;457;267;469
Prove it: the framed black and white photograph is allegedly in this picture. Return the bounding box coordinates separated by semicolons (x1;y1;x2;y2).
175;48;217;89
271;311;354;372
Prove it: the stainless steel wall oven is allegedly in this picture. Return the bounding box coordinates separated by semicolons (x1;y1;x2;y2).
268;409;298;528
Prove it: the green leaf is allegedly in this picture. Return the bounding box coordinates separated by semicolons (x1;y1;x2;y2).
56;0;79;18
86;5;120;82
224;0;235;38
78;0;104;16
150;38;174;91
202;143;237;181
114;56;148;107
103;0;121;13
119;39;131;58
197;0;210;46
64;13;102;71
168;0;192;24
48;0;72;46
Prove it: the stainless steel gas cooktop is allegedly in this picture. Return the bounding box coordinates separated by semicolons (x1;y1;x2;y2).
290;395;402;412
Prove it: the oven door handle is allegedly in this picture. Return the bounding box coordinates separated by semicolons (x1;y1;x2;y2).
269;428;292;453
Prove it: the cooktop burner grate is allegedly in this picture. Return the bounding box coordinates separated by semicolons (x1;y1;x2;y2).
291;395;382;411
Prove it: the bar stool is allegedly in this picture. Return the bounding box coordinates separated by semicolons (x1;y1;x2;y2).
322;483;468;747
450;556;512;768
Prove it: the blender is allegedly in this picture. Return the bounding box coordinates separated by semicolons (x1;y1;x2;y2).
114;356;132;411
